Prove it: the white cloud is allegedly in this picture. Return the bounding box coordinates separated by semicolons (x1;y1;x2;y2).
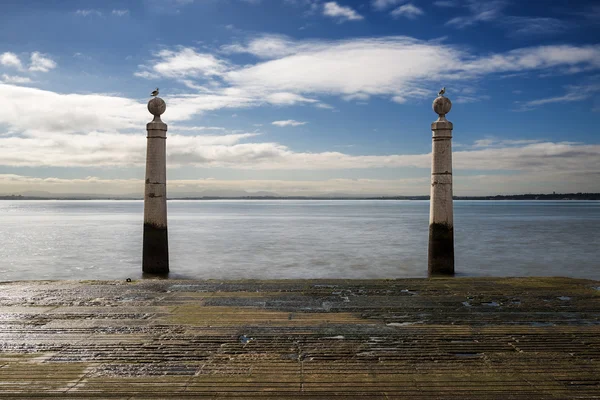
1;52;23;69
323;2;364;21
164;92;258;120
266;92;317;105
137;36;600;110
3;39;598;152
462;45;600;74
1;51;56;73
221;37;600;105
1;74;32;84
142;47;229;79
75;9;102;17
222;35;297;59
112;9;130;16
29;52;57;72
0;128;262;168
0;83;147;134
225;37;456;101
391;4;424;19
272;120;307;127
0;139;598;195
0;95;597;178
372;0;404;11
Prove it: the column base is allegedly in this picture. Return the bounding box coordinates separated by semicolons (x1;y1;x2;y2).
143;223;169;274
428;222;454;276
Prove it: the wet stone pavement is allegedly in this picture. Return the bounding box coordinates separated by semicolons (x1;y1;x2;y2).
0;277;599;399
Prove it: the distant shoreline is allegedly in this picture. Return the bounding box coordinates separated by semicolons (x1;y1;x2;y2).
1;193;599;201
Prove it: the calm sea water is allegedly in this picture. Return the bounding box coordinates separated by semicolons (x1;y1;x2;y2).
1;200;599;281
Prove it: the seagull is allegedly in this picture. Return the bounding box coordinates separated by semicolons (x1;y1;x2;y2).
150;88;159;97
438;87;446;97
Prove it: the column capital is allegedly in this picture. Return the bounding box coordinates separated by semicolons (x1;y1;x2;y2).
431;120;453;131
147;121;168;131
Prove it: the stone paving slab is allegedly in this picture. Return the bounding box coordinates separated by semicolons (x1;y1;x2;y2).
0;277;599;398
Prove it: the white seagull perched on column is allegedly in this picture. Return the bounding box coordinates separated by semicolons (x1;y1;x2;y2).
438;87;446;97
151;88;159;97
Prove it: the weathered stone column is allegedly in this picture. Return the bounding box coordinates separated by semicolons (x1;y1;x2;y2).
143;97;169;274
428;94;454;276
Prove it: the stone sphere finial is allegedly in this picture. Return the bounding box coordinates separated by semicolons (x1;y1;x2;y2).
148;97;166;117
433;95;452;117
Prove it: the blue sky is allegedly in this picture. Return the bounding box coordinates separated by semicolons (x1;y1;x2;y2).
0;0;599;196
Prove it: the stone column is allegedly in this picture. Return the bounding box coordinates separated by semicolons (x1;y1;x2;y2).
428;94;454;276
143;97;169;274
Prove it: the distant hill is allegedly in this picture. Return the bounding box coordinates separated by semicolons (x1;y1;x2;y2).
1;193;599;200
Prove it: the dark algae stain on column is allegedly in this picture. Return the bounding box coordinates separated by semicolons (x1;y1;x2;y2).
428;222;454;275
143;223;169;274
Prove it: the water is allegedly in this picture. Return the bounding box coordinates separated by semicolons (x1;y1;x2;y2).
1;200;599;281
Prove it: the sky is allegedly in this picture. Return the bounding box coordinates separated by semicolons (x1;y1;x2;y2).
0;0;599;197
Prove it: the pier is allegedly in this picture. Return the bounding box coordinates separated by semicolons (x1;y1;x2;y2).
1;277;599;398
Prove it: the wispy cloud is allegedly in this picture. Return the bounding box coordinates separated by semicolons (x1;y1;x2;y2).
1;74;32;84
391;4;424;19
444;0;569;38
323;2;364;22
75;9;102;17
501;16;569;37
472;138;543;148
571;4;600;21
144;0;195;15
517;83;600;110
454;94;490;104
111;9;129;16
446;0;506;28
433;0;459;7
272;120;307;127
372;0;404;11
